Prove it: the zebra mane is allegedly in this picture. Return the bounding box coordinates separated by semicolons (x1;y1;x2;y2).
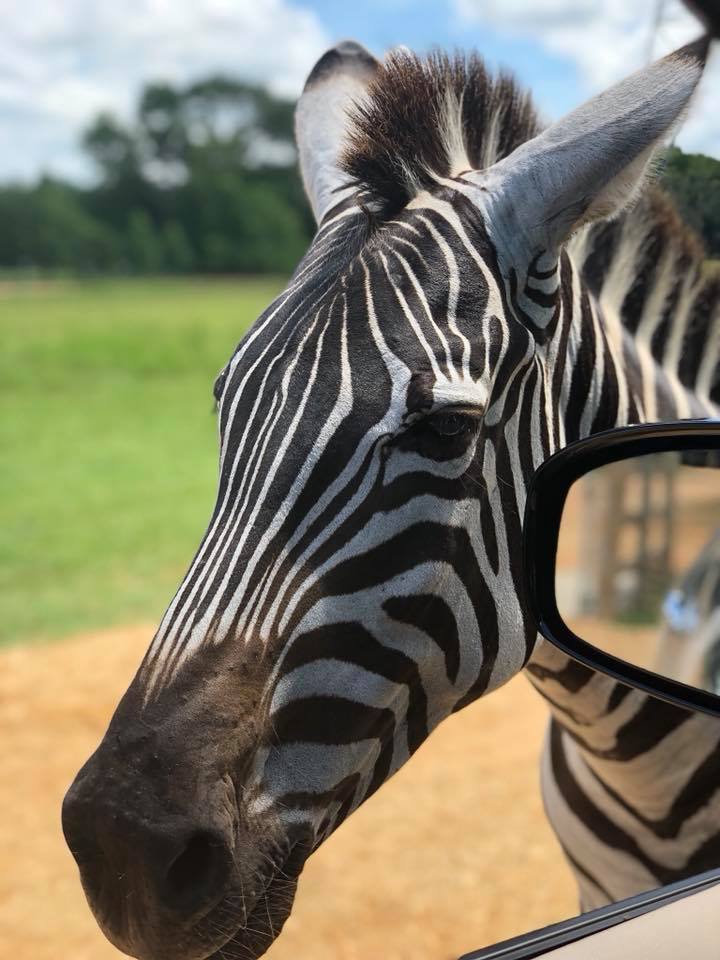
341;49;540;219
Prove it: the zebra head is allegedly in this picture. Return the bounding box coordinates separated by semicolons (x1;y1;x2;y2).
63;38;707;960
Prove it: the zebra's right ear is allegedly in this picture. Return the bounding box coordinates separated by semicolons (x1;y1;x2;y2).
480;37;709;263
295;41;379;225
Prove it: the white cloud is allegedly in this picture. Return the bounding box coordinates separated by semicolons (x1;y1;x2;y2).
2;1;718;182
0;0;331;182
454;0;720;158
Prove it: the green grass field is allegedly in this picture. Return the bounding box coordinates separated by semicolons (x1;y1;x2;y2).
0;277;286;646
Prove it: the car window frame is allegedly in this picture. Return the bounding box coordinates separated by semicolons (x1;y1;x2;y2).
458;867;720;959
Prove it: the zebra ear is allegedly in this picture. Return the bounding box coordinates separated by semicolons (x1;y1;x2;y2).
483;37;709;260
295;41;379;225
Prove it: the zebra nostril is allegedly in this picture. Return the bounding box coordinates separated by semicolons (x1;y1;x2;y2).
164;831;231;914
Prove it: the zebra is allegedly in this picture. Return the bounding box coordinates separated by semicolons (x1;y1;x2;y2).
62;35;720;960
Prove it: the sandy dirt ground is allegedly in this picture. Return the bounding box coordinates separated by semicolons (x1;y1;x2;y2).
0;626;576;960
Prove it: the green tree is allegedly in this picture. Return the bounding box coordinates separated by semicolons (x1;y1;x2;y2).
2;73;316;275
0;179;118;272
126;210;164;274
162;220;196;273
663;146;720;257
83;114;140;185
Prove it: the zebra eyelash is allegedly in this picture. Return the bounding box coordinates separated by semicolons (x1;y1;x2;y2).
212;369;229;412
424;409;479;439
403;405;483;434
394;406;482;460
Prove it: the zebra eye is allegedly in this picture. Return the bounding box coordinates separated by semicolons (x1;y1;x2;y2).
396;406;480;459
426;410;476;438
213;368;228;406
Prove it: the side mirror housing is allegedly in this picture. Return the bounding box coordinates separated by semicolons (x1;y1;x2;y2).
523;420;720;718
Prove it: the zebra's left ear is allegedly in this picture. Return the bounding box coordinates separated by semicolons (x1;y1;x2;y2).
482;37;710;261
296;41;379;225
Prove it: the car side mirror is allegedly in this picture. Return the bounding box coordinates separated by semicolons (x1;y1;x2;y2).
523;420;720;717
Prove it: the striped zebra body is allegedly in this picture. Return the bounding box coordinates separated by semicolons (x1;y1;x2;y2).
62;37;720;960
528;193;720;909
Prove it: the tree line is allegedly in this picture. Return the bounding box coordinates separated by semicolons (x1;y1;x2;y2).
1;77;719;276
0;78;314;275
663;146;720;259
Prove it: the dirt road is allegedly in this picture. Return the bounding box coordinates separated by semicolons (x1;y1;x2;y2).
0;626;575;960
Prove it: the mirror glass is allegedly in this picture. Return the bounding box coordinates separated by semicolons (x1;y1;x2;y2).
557;449;720;695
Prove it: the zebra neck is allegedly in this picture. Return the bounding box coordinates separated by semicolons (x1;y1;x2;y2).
569;188;720;419
525;642;720;845
527;299;716;719
512;193;720;903
523;252;720;813
550;256;714;448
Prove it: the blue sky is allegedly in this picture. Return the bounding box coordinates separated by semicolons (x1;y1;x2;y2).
306;0;582;114
1;0;717;184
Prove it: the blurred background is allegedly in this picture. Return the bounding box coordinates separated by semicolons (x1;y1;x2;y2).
1;2;718;959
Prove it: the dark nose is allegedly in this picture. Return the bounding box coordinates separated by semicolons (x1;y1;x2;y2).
62;765;234;928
